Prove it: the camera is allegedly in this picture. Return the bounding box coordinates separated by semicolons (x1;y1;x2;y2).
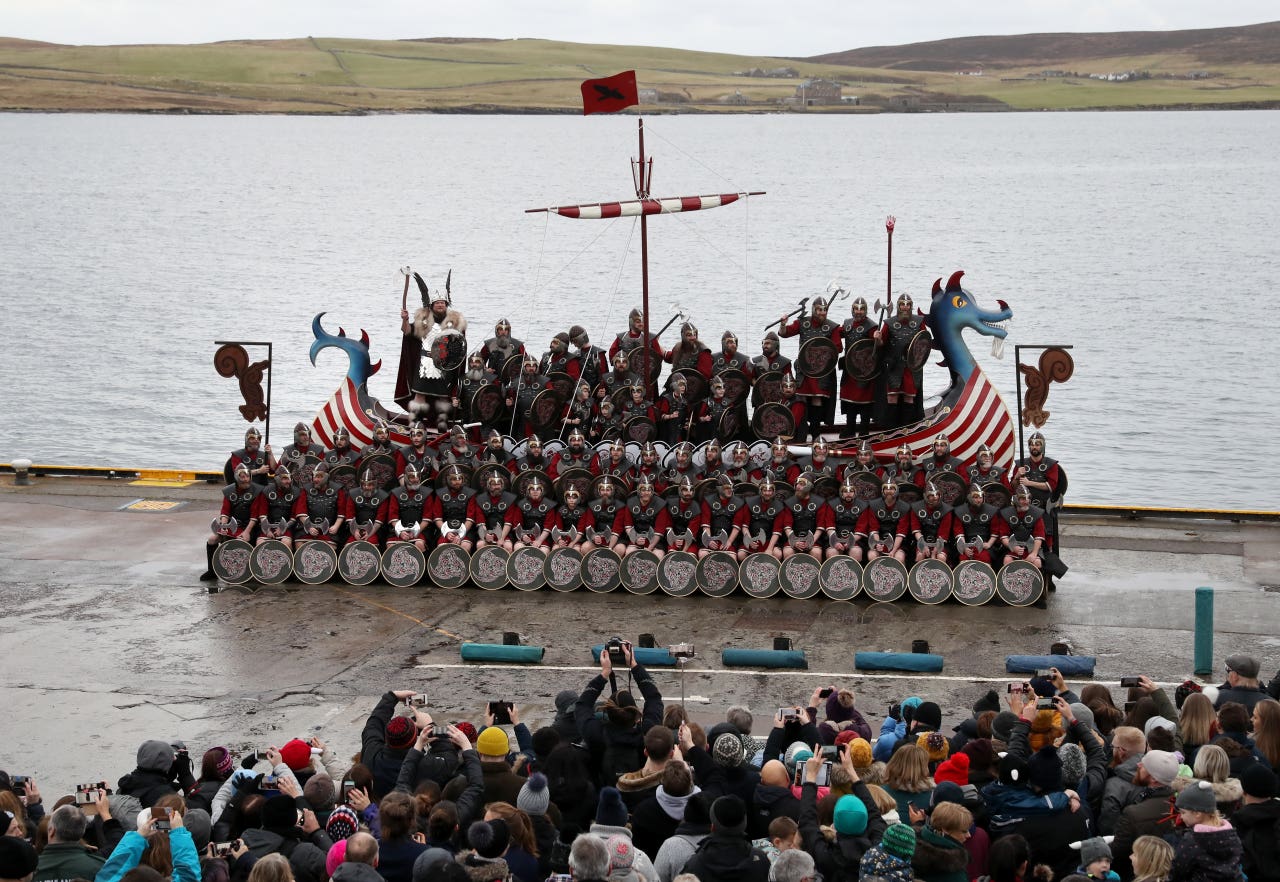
1036;698;1055;710
489;701;513;725
410;693;428;709
820;745;840;760
153;807;172;832
670;643;695;660
11;776;28;794
1119;676;1142;688
1035;669;1055;678
606;637;626;665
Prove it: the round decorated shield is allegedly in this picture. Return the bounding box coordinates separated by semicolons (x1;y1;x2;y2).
716;406;744;441
909;558;953;604
997;560;1044;607
739;552;782;598
213;538;254;585
469;545;510;590
251;539;294;585
692;477;719;502
846;470;882;502
780;554;823;600
500;354;524;383
620;549;661;595
468;383;506;425
819;556;863;600
752;370;785;406
719;369;751;408
546;371;576;402
431;329;467;372
360;452;398;491
863;556;909;603
581;547;622;593
294;540;339;585
675;368;709;403
610;385;634;410
657;550;699;597
952;559;998;606
929;470;969;506
337;539;382;586
527;389;564;435
696;551;739;597
294;453;323;492
469;462;504;492
898;484;923;503
624;415;657;444
906;329;932;371
544;546;583;592
751;402;795;440
797;337;838;378
508;546;548;591
427;543;471;588
379;543;425;587
512;468;551;499
555;467;594;501
844;337;881;382
983;481;1012;510
811;474;839;498
328;463;357;492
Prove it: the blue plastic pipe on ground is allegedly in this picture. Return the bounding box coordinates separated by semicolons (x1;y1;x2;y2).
460;643;545;663
855;652;945;673
1005;654;1096;676
1194;586;1214;676
721;648;808;669
590;645;678;667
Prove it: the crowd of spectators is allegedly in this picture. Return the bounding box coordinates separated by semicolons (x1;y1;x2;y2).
3;648;1280;882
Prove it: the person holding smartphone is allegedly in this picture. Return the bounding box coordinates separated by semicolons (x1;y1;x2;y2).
797;743;885;877
575;640;665;787
95;807;200;882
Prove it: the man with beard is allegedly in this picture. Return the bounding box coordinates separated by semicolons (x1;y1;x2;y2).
510;478;557;550
723;442;754;485
823;473;867;562
592;438;636;487
753;436;799;486
358;420;396;460
839;296;877;436
664;475;706;553
293;463;347;545
875;293;928;430
633;441;663;488
700;438;727;481
797;438;838;488
479;429;514;467
713;331;752;378
436;424;478;470
610;307;666;393
880;443;920;487
700;474;743;558
946;484;999;565
919;433;965;487
994;486;1045;569
395;422;435;486
323;426;360;473
966;443;1004;486
511;434;552;476
739;474;784;561
271;422;324;482
855;480;911;564
665;321;713;389
620;380;657;425
780;297;841;441
386;464;434;553
599;350;641;403
540;331;581;379
1011;431;1064;562
656;373;691;445
750;331;792;377
469;472;516;551
911;481;951;562
617;477;670;559
588;477;627;555
478;318;525;377
549;427;593;478
776;474;824;561
504;355;552;438
224;426;271;485
662;441;701;492
570;325;610;393
433;464;476;551
254;464;300;549
345;468;389;547
840;440;878;482
202;463;261;581
397;271;467;431
455;352;499;434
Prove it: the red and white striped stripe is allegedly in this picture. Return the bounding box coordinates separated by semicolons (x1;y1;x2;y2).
311;378;410;449
547;193;744;219
869;371;1016;468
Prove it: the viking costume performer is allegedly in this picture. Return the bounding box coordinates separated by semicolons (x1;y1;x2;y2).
539;332;581;379
324;427;360;470
225;426;270;485
609;308;666;394
1011;431;1063;558
395;423;436;484
739;474;784;560
780;296;841;440
397;271;467;431
946;484;999;565
386;464;434;553
599;351;641;402
701;474;744;557
663;475;706;553
592;399;623;442
592;438;635;485
656;373;691;445
346;469;389;546
511;434;552;475
911;482;951;562
253;465;300;548
876;293;929;430
588;477;627;555
856;480;912;563
751;331;792;377
562;381;596;440
662;441;701;492
713;331;752;377
966;444;1003;486
798;438;838;486
664;321;713;389
358;421;396;460
839;297;877;436
723;442;753;484
202;463;262;581
840;440;878;482
635;441;663;488
293;463;347;544
271;422;324;479
700;439;727;481
617;477;670;558
478;318;524;377
777;474;824;561
504;355;552;438
549;428;593;478
456;353;500;435
880;443;920;486
436;425;478;470
509;478;556;550
570;325;610;393
919;433;966;487
479;430;514;467
995;487;1045;569
824;473;867;562
469;473;516;551
619;381;657;423
753;436;800;486
692;376;733;444
553;486;594;552
434;464;476;551
777;375;807;434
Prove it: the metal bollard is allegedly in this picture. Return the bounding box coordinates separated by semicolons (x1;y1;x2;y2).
1194;586;1214;677
12;458;32;486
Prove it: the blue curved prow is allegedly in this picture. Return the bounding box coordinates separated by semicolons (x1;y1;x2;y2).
927;270;1012;387
309;312;381;386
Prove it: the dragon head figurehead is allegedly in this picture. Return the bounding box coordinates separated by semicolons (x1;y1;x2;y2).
927;271;1011;382
310;313;381;387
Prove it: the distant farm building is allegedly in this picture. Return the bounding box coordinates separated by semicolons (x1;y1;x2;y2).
787;78;843;106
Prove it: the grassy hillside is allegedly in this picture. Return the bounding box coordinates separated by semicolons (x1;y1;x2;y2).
1;30;1279;113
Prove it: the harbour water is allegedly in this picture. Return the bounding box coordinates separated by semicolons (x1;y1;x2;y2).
2;111;1278;508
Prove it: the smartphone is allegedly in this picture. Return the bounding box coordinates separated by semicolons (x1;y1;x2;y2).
1036;698;1055;710
213;842;236;857
260;774;280;793
1007;682;1027;694
489;701;513;725
340;779;356;803
296;809;306;827
11;776;28;794
818;687;834;699
1124;701;1137;713
820;745;840;760
410;693;428;709
1119;676;1141;688
779;708;799;720
1035;669;1055;678
154;807;172;832
794;761;832;787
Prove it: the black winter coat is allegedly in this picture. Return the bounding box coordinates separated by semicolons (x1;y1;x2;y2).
681;832;770;882
1171;825;1245;882
360;691;411;799
574;665;663;787
1232;799;1280;882
797;781;886;882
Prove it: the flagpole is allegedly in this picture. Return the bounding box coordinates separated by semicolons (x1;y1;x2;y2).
637;116;652;394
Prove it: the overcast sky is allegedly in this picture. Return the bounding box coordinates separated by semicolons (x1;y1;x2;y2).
2;0;1275;56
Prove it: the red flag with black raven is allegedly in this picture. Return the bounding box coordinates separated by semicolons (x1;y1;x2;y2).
581;70;639;115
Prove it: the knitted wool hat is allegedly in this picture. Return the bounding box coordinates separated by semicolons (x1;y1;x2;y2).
1240;762;1278;799
930;782;965;808
918;731;949;763
991;711;1020;744
1068;703;1096;733
880;823;917;860
606;835;635;871
517;773;551;815
834;729;858;747
262;795;299;830
412;849;454;882
713;733;746;768
184;809;212;852
709;795;748;835
326;840;348;878
455;721;478;743
933;753;970;786
962;738;997;772
1029;709;1065;752
913;702;943;731
476;726;511;758
385;715;417;751
1027;745;1063;793
972;689;1002;715
832;794;869;836
279;738;312;772
209;746;234;777
1029;676;1056;698
596;787;629;828
468;819;511;859
784;741;812;770
327;806;359;841
1077;836;1113;865
1140;750;1180;787
1174;680;1202;710
846;737;873;770
999;753;1029;787
1059;743;1086;787
0;837;38;879
1175;779;1218;813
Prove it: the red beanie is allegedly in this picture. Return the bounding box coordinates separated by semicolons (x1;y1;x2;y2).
279;738;312;772
385;715;417;750
834;730;858;747
934;752;970;786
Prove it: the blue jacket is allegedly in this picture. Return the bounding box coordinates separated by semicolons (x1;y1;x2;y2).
980;782;1070;818
872;717;908;762
97;829;200;882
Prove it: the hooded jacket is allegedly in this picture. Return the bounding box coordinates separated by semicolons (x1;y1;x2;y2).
681;830;770;882
1100;753;1144;834
361;691;414;799
241;826;332;882
575;666;664;787
747;782;801;839
819;693;872;743
653;818;710;882
631;785;700;860
1170;822;1245;882
1232;798;1280;882
912;824;969;882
